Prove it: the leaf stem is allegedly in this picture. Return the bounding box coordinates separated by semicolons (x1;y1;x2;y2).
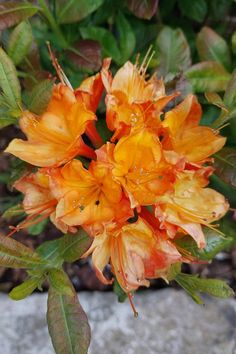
38;0;68;49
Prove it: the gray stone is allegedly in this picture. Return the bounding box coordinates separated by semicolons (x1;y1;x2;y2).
0;289;235;354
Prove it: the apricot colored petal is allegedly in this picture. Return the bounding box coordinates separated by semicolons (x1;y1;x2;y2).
163;94;201;134
47;84;76;119
173;126;226;163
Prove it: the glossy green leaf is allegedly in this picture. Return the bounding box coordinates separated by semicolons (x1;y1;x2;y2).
80;26;121;64
157;26;191;76
48;269;74;296
0;2;38;30
176;227;234;261
7;21;33;66
56;0;104;24
178;0;207;22
214;148;236;188
26;79;54;114
116;12;136;63
127;0;158;19
0;48;21;110
0;234;45;268
185;61;230;92
175;273;234;304
196;27;231;71
27;218;48;236
47;287;91;354
9;277;43;300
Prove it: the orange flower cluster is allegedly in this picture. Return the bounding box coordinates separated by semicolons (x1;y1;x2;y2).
5;59;228;298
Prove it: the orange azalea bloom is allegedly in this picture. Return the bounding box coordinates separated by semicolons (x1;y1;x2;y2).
98;130;176;208
162;94;226;164
83;217;182;292
102;60;178;140
5;84;96;167
11;170;76;234
154;170;229;248
49;159;132;227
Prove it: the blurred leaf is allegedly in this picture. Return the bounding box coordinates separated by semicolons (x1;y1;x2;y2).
205;92;227;111
116;12;136;63
1;203;24;221
196;27;231;71
176;227;234;261
157;26;191;76
9;276;43;300
178;0;207;22
214;148;236;188
67;40;102;72
7;21;33;66
8;159;29;186
223;70;236;108
210;174;236;208
185;61;230;92
27;218;48;236
175;273;234;304
0;234;44;268
48;269;74;296
0;116;17;128
127;0;158;19
47;287;91;354
80;26;121;64
56;0;104;24
113;278;127;303
0;48;21;110
26;79;53;114
209;0;232;21
232;31;236;54
0;1;38;30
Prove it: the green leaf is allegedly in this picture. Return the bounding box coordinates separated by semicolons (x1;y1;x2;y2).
59;230;91;263
9;277;43;300
7;21;33;66
56;0;104;24
80;26;121;64
196;27;231;71
27;218;48;236
185;61;230;93
178;0;207;22
48;269;74;296
127;0;158;19
175;273;234;304
116;12;136;64
223;70;236;108
47;287;91;354
0;2;38;30
0;234;45;268
1;204;24;221
214;148;236;188
0;48;21;110
156;26;191;76
205;92;227;111
36;229;91;266
0;116;17;128
113;278;128;303
26;79;53;114
176;227;234;261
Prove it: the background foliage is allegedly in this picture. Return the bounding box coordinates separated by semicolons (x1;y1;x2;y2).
0;1;236;353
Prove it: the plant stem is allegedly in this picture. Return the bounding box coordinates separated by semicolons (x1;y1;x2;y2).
38;0;68;49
